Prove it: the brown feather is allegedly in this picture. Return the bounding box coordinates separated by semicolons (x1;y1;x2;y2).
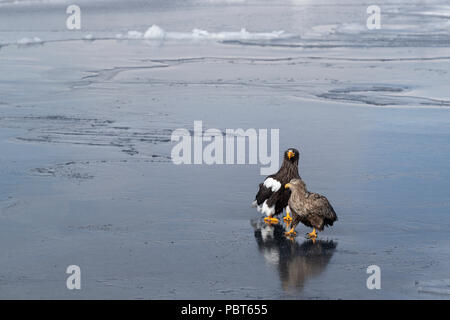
287;179;337;232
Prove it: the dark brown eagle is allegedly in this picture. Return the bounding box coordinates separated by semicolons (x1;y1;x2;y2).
252;148;300;224
284;178;337;239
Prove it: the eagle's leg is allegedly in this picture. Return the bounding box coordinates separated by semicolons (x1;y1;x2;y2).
285;227;297;237
283;209;292;222
307;228;317;239
263;216;279;224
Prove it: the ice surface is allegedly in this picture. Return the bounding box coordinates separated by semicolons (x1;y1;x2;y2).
1;0;450;299
416;279;450;296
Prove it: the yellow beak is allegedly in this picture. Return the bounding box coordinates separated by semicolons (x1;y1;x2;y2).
285;183;291;189
288;151;294;159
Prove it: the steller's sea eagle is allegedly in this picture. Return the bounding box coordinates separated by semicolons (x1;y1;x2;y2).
284;178;337;239
252;148;300;224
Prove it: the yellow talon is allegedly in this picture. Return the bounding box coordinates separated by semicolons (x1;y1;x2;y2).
283;210;292;222
285;227;297;237
264;216;279;224
307;228;317;239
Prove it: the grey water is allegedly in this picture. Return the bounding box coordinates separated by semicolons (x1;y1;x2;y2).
0;0;450;299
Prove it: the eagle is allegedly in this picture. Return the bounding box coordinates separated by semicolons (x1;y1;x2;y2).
252;148;300;224
284;178;337;239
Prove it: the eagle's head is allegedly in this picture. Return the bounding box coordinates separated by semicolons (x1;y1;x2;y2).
285;178;306;191
283;148;299;163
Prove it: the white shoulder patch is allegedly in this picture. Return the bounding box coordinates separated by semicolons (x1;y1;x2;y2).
263;177;281;192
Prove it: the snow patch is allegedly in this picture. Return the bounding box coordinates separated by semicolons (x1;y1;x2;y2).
121;25;292;42
17;37;42;45
144;25;166;39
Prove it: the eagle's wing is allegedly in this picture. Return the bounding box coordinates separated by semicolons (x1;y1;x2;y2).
254;183;272;206
254;177;284;216
308;193;338;222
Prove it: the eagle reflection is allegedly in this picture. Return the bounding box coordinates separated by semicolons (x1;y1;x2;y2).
251;219;337;292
